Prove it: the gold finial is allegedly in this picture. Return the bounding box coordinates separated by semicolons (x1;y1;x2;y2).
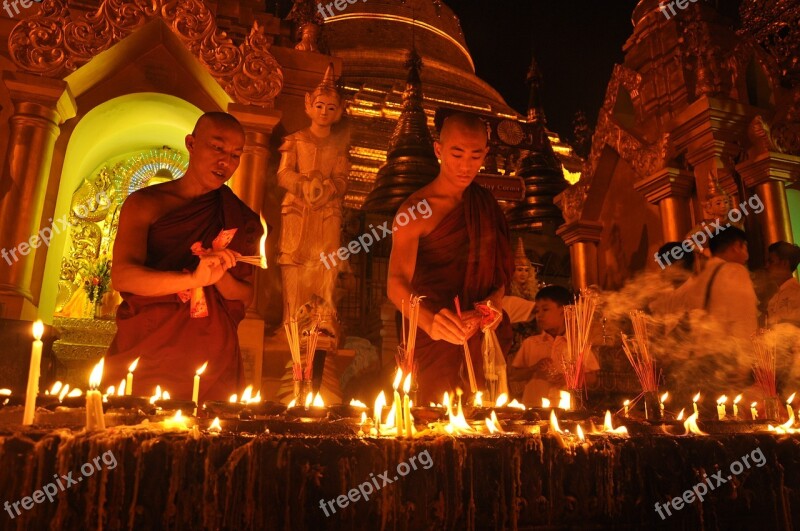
706;170;726;199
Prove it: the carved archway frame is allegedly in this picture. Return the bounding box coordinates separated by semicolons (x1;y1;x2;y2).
8;0;283;108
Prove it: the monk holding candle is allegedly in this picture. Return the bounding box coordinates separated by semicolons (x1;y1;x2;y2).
103;112;263;402
387;112;513;403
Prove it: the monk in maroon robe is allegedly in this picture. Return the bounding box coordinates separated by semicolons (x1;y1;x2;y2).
103;113;262;402
388;113;513;403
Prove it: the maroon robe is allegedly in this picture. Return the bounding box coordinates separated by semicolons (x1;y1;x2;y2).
104;186;262;402
411;183;513;404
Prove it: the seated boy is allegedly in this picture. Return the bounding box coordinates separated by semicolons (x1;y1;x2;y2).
508;285;600;406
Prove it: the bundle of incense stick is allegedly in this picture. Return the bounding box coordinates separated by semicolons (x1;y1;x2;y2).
303;321;321;381
404;296;423;374
454;296;478;393
620;310;658;392
236;256;267;268
562;289;598;390
284;318;302;381
752;329;777;398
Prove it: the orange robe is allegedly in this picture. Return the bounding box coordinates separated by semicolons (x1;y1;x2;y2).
410;183;513;404
104;186;262;402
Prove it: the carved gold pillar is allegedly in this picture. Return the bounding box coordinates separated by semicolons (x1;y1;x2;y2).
226;103;282;390
634;168;695;242
556;221;603;291
737;152;798;245
0;72;76;319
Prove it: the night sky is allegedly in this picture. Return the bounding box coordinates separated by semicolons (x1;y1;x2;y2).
447;0;744;143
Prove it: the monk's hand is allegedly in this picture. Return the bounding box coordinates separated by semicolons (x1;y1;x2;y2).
458;310;482;340
192;250;238;287
430;308;466;345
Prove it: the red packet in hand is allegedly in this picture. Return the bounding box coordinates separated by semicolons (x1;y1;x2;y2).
476;301;502;331
212;228;237;251
179;228;238;318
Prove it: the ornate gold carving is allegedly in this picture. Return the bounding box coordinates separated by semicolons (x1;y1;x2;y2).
560;183;588;224
9;0;283;107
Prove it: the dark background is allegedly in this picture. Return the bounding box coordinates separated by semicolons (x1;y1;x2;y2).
446;0;744;142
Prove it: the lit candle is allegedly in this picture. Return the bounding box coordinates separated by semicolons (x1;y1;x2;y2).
358;411;367;437
623;399;630;418
732;394;742;418
692;392;700;416
786;392;796;422
22;320;44;426
660;392;668;416
374;391;386;436
403;374;412;438
85;359;106;431
716;395;727;421
126;357;140;396
751;402;758;420
392;368;404;437
192;361;208;415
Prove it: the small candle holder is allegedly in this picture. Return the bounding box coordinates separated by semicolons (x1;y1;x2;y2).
764;396;781;422
568;387;585;411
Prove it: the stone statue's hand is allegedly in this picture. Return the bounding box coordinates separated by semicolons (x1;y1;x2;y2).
302;177;325;206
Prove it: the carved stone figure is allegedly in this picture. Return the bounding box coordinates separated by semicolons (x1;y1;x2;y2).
278;64;350;328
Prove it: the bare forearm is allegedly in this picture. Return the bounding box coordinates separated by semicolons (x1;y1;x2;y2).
215;272;253;304
113;266;195;297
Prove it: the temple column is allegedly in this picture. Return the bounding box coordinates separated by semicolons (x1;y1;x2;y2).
0;72;76;320
634;168;695;241
556;221;603;290
226;102;282;390
736;152;798;246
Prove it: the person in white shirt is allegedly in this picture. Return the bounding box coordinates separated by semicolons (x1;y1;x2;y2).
766;241;800;327
508;285;600;406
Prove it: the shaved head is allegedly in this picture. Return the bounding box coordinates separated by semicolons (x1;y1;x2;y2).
439;113;488;147
192;112;245;137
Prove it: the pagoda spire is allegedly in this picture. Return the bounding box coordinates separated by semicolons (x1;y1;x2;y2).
362;49;439;214
526;56;546;124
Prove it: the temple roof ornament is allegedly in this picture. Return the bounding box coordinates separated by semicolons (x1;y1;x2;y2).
362;49;439;214
8;0;283;108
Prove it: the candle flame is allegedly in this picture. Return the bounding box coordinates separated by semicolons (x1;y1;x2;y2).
602;410;629;435
507;399;526;410
385;406;396;429
162;410;189;430
128;357;140;373
89;358;104;390
374;391;386;425
717;395;728;404
495;393;508;408
623;399;630;406
105;386;115;397
577;424;585;441
32;320;44;341
558;390;571;410
402;374;412;395
208;417;222;433
229;394;238;403
734;394;742;404
248;390;262;404
683;412;706;435
196;361;208;376
443;392;452;417
788;392;796;404
677;408;685;420
241;385;253;404
66;388;81;398
751;401;758;407
660;392;669;403
349;399;368;408
162;391;170;400
117;380;126;396
0;389;11;396
312;393;324;407
542;398;551;408
360;411;367;424
549;409;562;433
693;392;701;402
474;391;483;407
305;391;314;409
50;381;62;395
444;395;472;435
258;214;268;268
485;417;498;434
393;368;403;390
287;398;297;408
58;385;71;401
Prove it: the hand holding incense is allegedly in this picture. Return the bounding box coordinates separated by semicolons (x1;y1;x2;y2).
454;296;478;393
